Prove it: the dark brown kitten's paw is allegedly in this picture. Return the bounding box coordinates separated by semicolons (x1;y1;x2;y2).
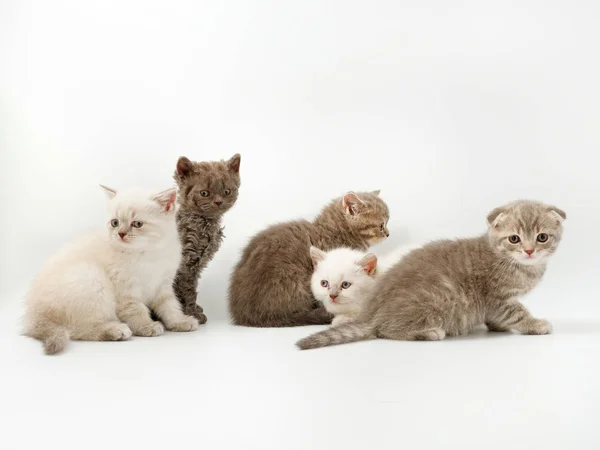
184;304;207;324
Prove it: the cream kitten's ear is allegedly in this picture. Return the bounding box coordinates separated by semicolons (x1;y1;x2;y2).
487;206;507;228
100;184;117;199
359;253;378;276
176;156;194;178
342;192;366;217
227;153;241;173
547;205;567;224
309;246;326;267
153;188;177;212
372;189;381;196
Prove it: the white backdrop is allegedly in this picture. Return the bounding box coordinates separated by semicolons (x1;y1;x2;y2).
2;0;599;320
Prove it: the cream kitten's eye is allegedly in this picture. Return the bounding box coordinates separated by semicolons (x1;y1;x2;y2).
110;219;119;228
537;233;548;243
131;221;143;228
224;189;232;196
200;190;210;197
341;281;352;289
320;280;329;288
508;235;521;244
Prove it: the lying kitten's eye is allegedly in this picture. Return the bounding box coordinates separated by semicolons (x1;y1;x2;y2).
110;219;119;228
380;223;385;230
508;235;521;244
224;189;232;196
341;281;352;289
537;233;549;243
131;221;143;228
320;280;329;288
200;190;210;197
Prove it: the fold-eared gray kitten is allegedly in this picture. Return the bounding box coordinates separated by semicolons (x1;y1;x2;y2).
229;191;390;327
172;154;241;323
297;200;566;350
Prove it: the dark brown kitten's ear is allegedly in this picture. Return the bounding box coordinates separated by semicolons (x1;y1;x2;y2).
342;192;366;217
359;253;378;276
100;184;117;199
487;206;507;228
309;246;326;267
153;188;177;212
547;205;566;224
176;157;194;178
227;153;241;173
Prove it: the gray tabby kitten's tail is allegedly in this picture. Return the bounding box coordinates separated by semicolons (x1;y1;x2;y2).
296;321;375;350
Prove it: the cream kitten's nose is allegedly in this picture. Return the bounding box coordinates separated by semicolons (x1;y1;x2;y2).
119;232;127;240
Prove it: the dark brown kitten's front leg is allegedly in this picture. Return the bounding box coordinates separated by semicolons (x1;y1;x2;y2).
487;301;552;335
173;251;208;324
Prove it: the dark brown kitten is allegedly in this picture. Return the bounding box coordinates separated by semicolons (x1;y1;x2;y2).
297;200;566;350
229;191;390;327
172;154;241;323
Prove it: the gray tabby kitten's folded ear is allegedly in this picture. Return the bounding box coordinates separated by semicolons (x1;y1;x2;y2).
227;153;241;173
486;206;507;228
309;246;326;267
342;192;366;217
547;205;566;223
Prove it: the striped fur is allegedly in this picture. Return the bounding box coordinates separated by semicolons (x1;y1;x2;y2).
296;321;376;350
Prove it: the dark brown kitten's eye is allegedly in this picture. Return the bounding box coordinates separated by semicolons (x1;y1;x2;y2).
508;235;521;244
224;189;232;196
537;233;549;243
200;190;210;197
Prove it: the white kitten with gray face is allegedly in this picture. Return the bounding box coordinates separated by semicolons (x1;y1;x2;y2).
309;247;378;326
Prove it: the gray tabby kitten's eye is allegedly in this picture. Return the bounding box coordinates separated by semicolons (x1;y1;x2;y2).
131;221;143;228
537;233;548;243
341;281;352;289
321;280;329;288
224;189;232;196
508;235;521;244
110;219;119;228
200;190;210;197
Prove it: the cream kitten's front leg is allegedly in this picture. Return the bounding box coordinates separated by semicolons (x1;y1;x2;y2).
152;284;199;332
116;296;164;337
487;300;552;335
331;314;354;326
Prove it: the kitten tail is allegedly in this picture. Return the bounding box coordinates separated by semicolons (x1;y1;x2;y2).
34;323;70;355
296;321;375;350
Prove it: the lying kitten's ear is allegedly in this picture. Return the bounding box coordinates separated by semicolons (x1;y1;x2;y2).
309;246;326;267
372;189;381;196
487;206;507;228
359;253;378;276
100;184;117;199
153;188;177;212
227;153;241;173
547;205;566;224
342;192;366;217
176;157;194;178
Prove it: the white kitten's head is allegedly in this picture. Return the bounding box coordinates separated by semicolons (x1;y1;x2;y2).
309;247;378;313
100;185;177;251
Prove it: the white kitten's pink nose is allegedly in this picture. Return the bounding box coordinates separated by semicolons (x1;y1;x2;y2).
329;294;338;302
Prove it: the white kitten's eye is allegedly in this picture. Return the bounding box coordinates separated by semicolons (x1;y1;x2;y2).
320;280;329;288
200;190;210;197
341;281;352;289
131;221;143;228
537;233;548;243
224;189;232;196
508;235;521;244
110;219;119;228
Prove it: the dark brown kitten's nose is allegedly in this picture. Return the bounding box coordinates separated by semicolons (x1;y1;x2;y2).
215;201;223;206
525;249;534;255
119;232;127;239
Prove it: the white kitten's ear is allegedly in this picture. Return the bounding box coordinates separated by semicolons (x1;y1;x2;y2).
227;153;241;173
100;184;117;199
309;246;326;267
342;192;366;217
372;189;381;196
487;206;507;228
359;253;378;276
176;156;194;178
153;188;177;212
547;205;566;224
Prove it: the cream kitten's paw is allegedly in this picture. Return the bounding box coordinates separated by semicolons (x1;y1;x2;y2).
167;316;199;332
135;321;165;337
105;324;133;341
331;315;353;326
524;319;553;335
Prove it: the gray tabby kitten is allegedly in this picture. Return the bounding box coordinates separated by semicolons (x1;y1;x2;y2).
172;154;241;323
297;200;566;350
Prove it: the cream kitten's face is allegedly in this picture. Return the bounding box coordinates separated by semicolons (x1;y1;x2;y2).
487;200;566;266
309;247;378;313
101;186;177;250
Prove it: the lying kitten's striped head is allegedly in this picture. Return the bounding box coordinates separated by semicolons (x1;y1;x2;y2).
487;200;566;266
341;191;390;245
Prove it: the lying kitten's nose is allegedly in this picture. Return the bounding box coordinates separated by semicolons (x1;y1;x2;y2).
119;232;127;239
214;201;223;206
525;249;535;255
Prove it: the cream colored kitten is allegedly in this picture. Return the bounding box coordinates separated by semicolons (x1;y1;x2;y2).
23;186;198;355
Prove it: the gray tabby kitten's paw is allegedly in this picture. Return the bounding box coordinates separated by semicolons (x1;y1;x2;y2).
523;319;553;335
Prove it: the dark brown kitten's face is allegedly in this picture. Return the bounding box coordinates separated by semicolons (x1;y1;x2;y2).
343;191;390;245
174;154;241;217
487;200;566;266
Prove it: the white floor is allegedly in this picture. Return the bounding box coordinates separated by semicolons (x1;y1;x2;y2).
2;288;599;450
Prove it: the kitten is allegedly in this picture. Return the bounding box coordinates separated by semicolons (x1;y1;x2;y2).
309;247;379;326
229;191;390;327
297;200;566;350
172;154;241;323
23;186;199;355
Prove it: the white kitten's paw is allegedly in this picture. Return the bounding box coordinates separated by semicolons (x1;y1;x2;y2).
525;319;553;335
167;316;199;332
135;321;165;337
105;324;132;341
332;315;353;326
